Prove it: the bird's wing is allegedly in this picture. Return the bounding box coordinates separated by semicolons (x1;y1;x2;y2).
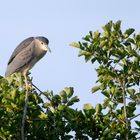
8;37;34;65
5;41;35;76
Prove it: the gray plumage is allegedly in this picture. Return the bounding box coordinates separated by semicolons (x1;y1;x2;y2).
5;36;50;77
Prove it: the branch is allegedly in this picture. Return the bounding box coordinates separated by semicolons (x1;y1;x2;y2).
120;80;129;140
129;113;140;121
21;90;29;140
126;97;134;101
32;83;51;101
32;83;44;95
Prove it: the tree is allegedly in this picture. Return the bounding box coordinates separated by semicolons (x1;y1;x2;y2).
0;21;140;139
71;20;140;139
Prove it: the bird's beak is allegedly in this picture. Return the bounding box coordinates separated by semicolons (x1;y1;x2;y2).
46;45;51;52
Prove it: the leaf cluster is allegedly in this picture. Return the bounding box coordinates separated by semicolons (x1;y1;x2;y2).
70;20;140;139
0;75;102;139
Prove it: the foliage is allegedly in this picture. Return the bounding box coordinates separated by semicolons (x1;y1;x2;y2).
0;21;140;139
71;20;140;139
0;74;98;139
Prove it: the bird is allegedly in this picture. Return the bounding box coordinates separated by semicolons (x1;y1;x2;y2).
5;36;51;90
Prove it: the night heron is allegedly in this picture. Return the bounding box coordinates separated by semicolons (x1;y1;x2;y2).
5;36;50;89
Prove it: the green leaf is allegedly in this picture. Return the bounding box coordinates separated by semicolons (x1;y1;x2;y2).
102;21;112;32
67;96;79;106
135;34;140;41
102;90;110;98
83;35;91;41
69;42;80;48
0;132;7;140
127;89;135;95
70;96;79;104
11;89;17;100
136;92;140;97
49;106;55;113
124;28;135;38
100;41;107;47
92;85;101;93
78;51;92;57
0;75;3;79
67;101;74;106
60;90;67;98
95;104;102;114
135;121;140;127
126;38;135;44
94;31;100;38
83;103;93;110
52;95;61;104
64;87;74;98
83;104;95;117
91;57;97;63
60;90;67;103
38;112;47;119
43;102;50;108
58;105;65;111
115;20;121;31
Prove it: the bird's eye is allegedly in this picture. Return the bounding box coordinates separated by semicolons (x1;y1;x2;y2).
41;42;44;45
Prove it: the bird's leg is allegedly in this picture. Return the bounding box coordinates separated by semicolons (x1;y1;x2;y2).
23;73;32;91
24;73;29;91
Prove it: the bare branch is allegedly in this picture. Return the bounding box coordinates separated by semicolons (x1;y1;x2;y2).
32;83;44;95
32;83;51;101
129;113;140;121
126;97;134;101
21;90;29;140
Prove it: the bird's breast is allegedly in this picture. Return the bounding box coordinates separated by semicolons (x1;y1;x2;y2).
30;46;47;68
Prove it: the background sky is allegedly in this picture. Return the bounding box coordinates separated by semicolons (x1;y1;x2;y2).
0;0;140;115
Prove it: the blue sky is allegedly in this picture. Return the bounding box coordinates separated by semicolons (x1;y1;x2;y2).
0;0;140;111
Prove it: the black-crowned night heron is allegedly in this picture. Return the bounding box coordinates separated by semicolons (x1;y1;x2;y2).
5;36;50;89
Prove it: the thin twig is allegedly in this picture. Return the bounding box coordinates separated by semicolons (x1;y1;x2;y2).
129;113;140;121
32;83;44;95
32;83;51;101
126;97;134;101
21;90;29;140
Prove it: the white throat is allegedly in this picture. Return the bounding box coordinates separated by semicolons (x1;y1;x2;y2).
41;44;48;51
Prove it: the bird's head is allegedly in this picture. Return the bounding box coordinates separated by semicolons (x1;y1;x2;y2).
35;36;51;52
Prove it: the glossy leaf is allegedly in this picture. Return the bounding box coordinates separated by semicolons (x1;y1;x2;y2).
70;42;80;48
92;85;101;93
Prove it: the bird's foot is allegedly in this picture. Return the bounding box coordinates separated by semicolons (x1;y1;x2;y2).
25;83;33;91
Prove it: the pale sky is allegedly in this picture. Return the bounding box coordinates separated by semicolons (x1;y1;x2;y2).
0;0;140;112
